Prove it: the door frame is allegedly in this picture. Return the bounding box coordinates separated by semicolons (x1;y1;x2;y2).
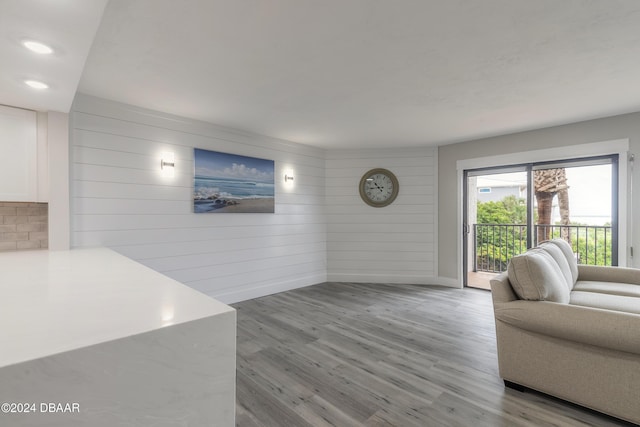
462;165;531;287
456;139;629;289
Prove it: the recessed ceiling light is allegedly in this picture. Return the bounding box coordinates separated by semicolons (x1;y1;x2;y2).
25;80;49;89
23;40;53;55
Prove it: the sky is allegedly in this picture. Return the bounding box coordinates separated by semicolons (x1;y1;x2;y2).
565;165;612;223
194;148;274;182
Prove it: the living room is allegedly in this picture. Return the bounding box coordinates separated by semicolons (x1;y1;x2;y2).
1;1;639;426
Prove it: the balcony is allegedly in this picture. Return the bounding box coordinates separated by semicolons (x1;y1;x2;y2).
470;224;614;289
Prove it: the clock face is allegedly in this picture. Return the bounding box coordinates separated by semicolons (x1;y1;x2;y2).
359;168;399;207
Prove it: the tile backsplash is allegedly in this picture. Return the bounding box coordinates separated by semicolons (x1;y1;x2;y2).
0;202;48;251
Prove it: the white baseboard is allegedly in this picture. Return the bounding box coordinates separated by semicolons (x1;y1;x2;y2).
327;273;444;285
214;273;464;304
212;273;326;304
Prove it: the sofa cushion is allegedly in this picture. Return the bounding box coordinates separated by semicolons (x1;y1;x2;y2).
573;281;640;298
570;291;640;315
507;249;570;303
546;238;578;284
538;241;575;290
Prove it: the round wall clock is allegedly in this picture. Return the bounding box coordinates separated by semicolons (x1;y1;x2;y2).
359;168;399;207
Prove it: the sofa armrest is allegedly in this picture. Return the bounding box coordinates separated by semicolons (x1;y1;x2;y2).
490;272;518;304
578;265;640;285
494;300;640;355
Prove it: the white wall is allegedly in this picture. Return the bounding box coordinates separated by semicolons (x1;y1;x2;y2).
70;94;326;303
47;111;70;250
326;147;438;284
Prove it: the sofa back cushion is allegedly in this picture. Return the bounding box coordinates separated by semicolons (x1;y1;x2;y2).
507;249;571;303
538;241;575;290
545;238;578;284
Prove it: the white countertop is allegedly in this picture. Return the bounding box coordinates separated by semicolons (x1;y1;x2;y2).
0;247;234;368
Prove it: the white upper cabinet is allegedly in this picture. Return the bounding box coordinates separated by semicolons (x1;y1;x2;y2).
0;105;43;202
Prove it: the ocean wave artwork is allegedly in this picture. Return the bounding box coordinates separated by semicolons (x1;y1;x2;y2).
193;148;275;213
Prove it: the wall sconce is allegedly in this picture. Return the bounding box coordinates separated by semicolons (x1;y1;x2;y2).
161;152;175;177
284;174;294;182
284;170;294;182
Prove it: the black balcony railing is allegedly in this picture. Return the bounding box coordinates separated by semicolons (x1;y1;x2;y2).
473;224;613;273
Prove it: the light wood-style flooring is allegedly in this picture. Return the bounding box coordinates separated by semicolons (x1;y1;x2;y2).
233;282;631;427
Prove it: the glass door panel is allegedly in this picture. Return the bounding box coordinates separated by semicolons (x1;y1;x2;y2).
464;169;528;290
533;161;617;265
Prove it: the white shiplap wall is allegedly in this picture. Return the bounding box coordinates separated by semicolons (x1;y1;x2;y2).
326;148;438;284
70;94;326;303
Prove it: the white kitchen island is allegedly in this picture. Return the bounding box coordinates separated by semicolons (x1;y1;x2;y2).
0;247;236;427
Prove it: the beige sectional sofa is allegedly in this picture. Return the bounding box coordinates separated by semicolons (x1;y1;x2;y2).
490;239;640;425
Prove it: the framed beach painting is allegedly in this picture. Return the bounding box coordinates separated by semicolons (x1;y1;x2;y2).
193;148;275;213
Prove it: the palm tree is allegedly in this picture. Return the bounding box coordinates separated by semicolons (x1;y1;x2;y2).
557;174;571;242
534;168;570;244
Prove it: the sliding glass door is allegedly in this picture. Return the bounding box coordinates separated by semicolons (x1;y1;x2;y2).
532;158;618;266
463;155;618;290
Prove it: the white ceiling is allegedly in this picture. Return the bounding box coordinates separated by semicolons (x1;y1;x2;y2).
4;1;640;149
0;0;108;113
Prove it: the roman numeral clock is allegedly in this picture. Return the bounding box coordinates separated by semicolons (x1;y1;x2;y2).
359;168;399;207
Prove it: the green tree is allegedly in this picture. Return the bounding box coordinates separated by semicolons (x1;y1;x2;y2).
475;195;613;271
475;196;528;272
477;195;526;224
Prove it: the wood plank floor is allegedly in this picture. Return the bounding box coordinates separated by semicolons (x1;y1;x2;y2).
233;282;632;427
